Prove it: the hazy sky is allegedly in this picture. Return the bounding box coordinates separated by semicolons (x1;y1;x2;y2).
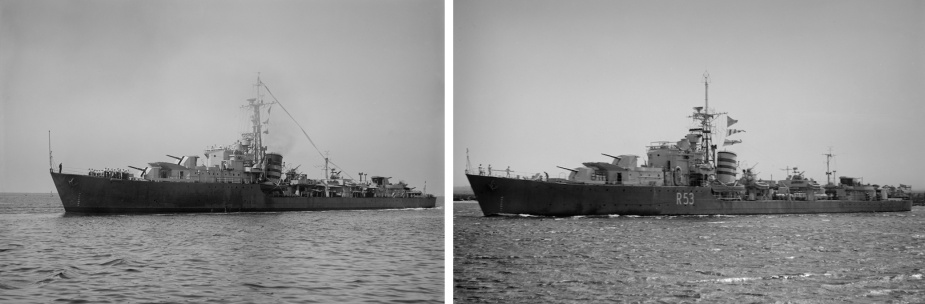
455;0;924;188
1;0;444;193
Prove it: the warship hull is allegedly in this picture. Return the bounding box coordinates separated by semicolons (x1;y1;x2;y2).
467;174;911;216
51;172;436;214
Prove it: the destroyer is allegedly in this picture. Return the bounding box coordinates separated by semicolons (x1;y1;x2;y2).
466;74;911;216
50;76;436;213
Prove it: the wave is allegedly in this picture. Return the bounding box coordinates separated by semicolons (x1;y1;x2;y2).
691;273;820;284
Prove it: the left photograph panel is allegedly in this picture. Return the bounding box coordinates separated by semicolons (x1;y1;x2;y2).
0;0;444;302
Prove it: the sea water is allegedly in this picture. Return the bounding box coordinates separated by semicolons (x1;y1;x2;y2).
0;193;444;303
454;201;925;303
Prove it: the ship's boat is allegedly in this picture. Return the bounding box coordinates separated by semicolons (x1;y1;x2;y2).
49;77;436;213
465;74;911;216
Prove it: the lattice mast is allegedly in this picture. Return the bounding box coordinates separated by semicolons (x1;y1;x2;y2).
243;74;276;167
698;72;718;167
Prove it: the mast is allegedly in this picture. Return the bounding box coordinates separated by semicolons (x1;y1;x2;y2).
823;147;835;185
465;148;471;174
324;156;330;197
254;74;264;165
242;73;275;168
704;72;709;115
48;130;53;171
702;72;714;166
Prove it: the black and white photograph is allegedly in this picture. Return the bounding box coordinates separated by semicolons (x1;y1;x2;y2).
4;0;925;303
454;0;924;302
1;0;444;302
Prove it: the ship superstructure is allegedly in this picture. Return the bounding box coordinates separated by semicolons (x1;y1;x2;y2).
465;74;910;216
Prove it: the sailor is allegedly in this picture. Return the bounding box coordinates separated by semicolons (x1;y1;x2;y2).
488;165;492;176
58;163;62;174
544;171;549;181
505;166;511;178
478;164;484;176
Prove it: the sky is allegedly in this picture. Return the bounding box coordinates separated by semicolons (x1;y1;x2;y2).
455;0;924;189
0;0;444;194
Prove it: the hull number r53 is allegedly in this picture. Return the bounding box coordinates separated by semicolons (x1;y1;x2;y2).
676;193;695;205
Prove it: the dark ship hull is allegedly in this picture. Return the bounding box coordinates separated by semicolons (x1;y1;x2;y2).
467;174;911;216
52;172;436;213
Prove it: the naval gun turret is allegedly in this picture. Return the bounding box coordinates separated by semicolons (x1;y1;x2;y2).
558;154;663;186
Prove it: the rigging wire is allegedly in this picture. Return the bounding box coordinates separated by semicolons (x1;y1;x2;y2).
260;80;354;180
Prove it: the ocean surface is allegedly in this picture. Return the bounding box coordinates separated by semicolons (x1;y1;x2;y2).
454;201;925;303
0;193;444;303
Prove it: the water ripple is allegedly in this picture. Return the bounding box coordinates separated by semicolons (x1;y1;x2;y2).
455;202;925;303
0;194;444;303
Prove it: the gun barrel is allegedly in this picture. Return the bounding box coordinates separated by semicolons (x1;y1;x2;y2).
601;153;619;159
128;166;144;171
166;154;182;160
556;166;578;173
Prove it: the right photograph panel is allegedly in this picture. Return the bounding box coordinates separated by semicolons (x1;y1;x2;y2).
453;0;925;302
